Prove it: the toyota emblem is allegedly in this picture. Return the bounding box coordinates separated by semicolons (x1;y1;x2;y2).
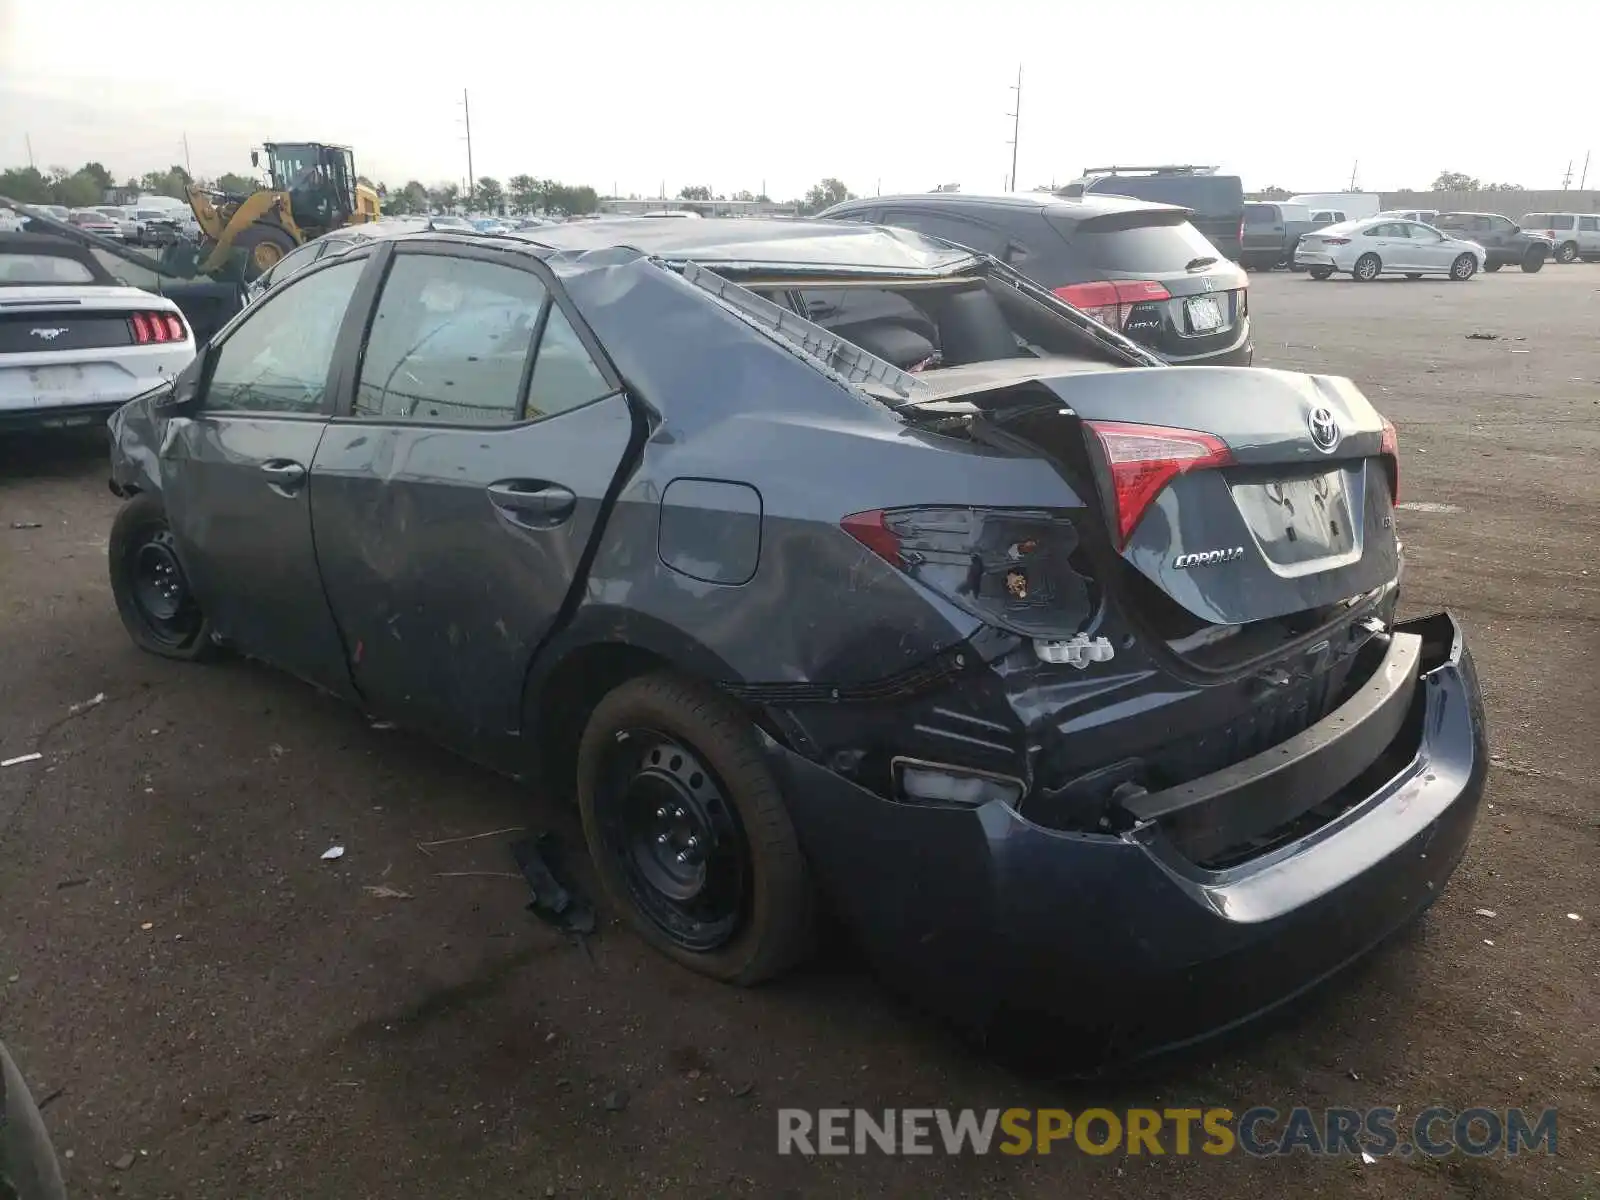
1308;406;1340;453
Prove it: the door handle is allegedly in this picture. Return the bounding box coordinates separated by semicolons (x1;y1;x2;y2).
260;459;307;494
487;480;577;527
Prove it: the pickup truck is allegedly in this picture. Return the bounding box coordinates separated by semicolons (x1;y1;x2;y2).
1242;201;1318;270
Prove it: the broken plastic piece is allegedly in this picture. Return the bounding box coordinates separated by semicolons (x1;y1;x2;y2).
1;752;43;768
511;834;596;935
320;845;345;861
1033;633;1115;668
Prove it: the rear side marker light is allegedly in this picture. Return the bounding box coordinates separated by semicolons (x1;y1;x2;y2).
127;311;187;344
892;757;1024;808
1085;420;1233;547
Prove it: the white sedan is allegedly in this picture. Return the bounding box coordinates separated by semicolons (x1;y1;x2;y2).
1294;218;1486;282
1;233;195;433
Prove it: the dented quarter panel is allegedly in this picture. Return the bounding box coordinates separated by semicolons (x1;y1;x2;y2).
554;254;1084;688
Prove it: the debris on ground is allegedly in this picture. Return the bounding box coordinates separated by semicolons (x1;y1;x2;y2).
1;752;43;768
66;691;106;716
511;834;596;936
245;1111;274;1124
1567;913;1582;922
602;1089;629;1112
369;720;397;731
56;877;89;890
9;521;42;530
416;826;524;857
362;884;413;900
1465;332;1498;340
268;743;286;759
320;845;346;861
140;922;153;931
113;1152;136;1170
1474;908;1498;918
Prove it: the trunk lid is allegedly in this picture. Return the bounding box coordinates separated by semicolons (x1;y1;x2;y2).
910;364;1399;631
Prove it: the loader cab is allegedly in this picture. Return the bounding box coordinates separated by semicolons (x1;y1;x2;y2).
258;142;357;231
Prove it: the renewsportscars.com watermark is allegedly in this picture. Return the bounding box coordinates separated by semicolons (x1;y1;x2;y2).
777;1107;1558;1158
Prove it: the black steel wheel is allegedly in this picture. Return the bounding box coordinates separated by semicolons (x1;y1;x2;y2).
108;493;217;661
577;673;813;984
1309;266;1334;280
595;728;748;952
1521;247;1546;273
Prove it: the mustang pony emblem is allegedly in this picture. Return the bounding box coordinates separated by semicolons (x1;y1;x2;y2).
30;327;69;340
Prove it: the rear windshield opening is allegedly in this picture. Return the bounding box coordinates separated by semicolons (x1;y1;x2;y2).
0;252;98;284
749;276;1125;375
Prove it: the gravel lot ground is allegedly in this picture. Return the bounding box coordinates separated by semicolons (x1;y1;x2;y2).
1;267;1596;1199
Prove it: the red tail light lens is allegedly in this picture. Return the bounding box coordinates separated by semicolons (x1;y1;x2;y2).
1379;416;1399;502
1053;279;1171;329
1085;420;1233;547
127;311;188;344
840;507;1093;637
1321;237;1351;246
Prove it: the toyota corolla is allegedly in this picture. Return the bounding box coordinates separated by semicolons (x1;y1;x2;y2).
105;218;1488;1067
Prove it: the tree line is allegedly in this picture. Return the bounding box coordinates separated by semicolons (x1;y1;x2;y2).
3;159;863;219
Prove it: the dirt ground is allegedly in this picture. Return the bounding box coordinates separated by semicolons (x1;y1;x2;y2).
1;267;1595;1199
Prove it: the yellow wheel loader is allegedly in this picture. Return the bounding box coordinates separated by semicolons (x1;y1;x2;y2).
188;142;380;280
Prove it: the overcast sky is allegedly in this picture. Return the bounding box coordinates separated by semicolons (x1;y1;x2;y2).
2;0;1592;199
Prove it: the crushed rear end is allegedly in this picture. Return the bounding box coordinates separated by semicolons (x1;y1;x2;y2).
720;318;1488;1063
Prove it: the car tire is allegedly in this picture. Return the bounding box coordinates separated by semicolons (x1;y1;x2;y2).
108;493;219;662
1353;253;1381;282
1483;260;1503;272
1448;254;1477;281
1555;241;1578;264
1308;267;1334;280
232;223;298;281
577;672;814;986
1521;247;1546;273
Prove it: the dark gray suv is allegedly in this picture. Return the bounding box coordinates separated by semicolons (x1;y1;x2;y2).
821;192;1252;366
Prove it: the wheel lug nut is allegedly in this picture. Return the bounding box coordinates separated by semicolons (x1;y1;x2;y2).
655;806;669;819
655;833;669;845
674;851;689;864
685;836;700;849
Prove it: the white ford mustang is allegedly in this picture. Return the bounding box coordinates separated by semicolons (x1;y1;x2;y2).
1;232;196;433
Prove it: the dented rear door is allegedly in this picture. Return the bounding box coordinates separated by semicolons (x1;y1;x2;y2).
307;242;635;752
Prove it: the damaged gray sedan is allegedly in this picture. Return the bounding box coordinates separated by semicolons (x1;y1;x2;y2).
106;219;1488;1066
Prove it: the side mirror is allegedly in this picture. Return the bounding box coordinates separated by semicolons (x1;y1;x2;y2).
154;351;208;414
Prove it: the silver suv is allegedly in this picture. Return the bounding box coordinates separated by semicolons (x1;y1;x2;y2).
1517;213;1600;263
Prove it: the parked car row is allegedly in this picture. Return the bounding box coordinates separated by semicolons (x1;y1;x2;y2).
98;215;1486;1068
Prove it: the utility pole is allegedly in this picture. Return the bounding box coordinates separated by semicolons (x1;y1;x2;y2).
24;133;34;169
462;90;475;205
1348;160;1359;190
182;133;192;177
1579;152;1591;191
1006;65;1022;191
1561;160;1572;189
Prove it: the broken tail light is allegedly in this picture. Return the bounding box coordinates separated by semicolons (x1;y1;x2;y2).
1380;415;1399;502
840;506;1094;638
1053;279;1171;329
1084;420;1233;547
128;311;187;345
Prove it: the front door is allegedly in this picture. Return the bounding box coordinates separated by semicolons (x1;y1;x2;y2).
308;242;636;755
1404;222;1454;270
161;255;369;696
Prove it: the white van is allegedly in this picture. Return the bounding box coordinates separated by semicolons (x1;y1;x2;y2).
1288;193;1382;221
1517;213;1600;263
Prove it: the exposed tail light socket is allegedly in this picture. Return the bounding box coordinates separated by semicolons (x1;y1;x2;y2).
891;757;1024;809
1084;420;1233;547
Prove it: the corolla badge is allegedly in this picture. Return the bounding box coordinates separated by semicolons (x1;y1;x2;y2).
1174;547;1244;568
1308;405;1341;453
30;327;68;340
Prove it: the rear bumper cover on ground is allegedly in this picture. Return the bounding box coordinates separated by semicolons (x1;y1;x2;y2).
763;611;1487;1065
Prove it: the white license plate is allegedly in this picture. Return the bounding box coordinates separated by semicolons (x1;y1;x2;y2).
1186;296;1224;333
33;367;84;395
